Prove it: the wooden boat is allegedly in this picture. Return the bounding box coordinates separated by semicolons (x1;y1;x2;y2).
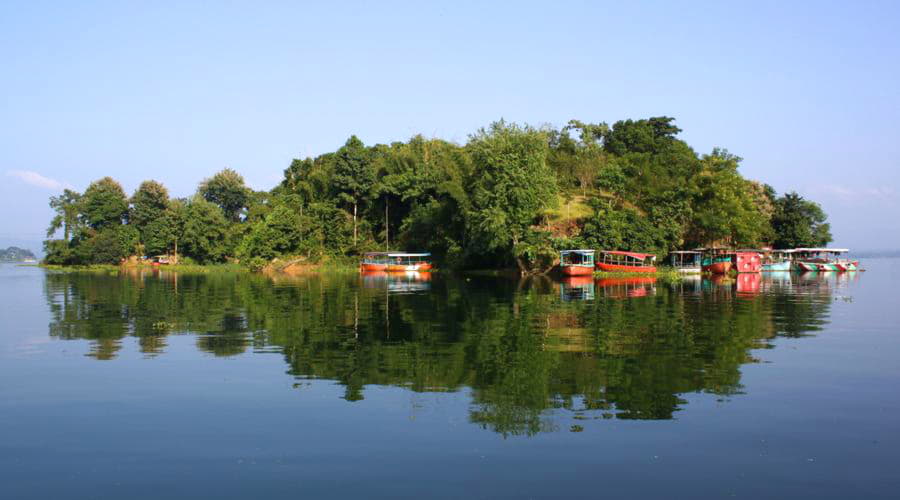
595;251;657;273
361;252;432;273
360;252;390;272
669;250;702;274
700;248;733;274
559;249;595;276
761;249;793;272
793;248;857;272
386;253;432;272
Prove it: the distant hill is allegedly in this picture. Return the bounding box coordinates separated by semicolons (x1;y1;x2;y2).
0;246;37;262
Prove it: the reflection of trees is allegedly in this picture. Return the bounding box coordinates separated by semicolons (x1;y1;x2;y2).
44;269;836;436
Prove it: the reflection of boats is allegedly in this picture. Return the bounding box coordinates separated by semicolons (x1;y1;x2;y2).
559;276;595;301
700;248;733;274
596;251;657;273
596;277;656;298
761;271;792;286
361;271;431;293
669;251;702;274
736;272;761;295
793;248;858;272
361;252;433;273
559;249;595;276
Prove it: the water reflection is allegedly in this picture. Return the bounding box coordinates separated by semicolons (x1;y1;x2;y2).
43;269;849;436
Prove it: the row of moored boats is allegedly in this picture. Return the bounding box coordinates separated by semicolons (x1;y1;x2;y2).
560;248;860;275
358;249;860;275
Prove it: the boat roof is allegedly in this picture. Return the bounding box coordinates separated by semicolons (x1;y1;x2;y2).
560;249;595;254
363;252;431;257
669;250;702;254
793;248;849;253
599;250;655;259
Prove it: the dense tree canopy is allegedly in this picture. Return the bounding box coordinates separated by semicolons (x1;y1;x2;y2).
43;117;833;268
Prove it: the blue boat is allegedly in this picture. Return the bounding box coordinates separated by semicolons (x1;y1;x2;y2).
761;249;793;272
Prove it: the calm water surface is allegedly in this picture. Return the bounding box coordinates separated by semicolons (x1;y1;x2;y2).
1;262;899;499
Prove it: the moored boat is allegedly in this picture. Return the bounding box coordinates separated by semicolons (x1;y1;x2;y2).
793;248;857;272
699;248;733;274
595;251;657;273
761;249;793;272
385;253;433;272
559;249;595;276
732;250;763;273
362;252;432;273
360;252;390;272
669;251;702;274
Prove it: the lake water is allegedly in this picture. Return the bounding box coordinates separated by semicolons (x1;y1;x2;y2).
1;262;899;499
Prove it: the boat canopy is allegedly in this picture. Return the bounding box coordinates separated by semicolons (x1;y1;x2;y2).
793;248;849;253
364;252;431;257
669;250;702;255
560;249;595;255
600;250;655;260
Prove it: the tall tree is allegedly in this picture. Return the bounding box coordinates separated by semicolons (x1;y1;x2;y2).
81;177;128;229
332;136;375;247
688;149;768;247
46;189;82;240
199;168;250;221
771;192;832;248
130;180;171;255
465;121;557;270
180;196;230;263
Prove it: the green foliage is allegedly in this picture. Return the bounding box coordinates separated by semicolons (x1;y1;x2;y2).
199;168;250;221
465;121;557;268
771;192;832;248
81;177;128;229
130;180;171;255
581;200;667;254
42;116;831;269
47;189;82;240
76;225;139;264
687;149;769;247
180;197;230;263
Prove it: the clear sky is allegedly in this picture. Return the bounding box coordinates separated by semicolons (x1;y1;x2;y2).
2;1;898;252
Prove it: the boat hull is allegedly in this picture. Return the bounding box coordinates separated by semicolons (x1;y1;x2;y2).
761;261;791;272
386;263;432;272
561;265;594;276
702;261;732;274
596;263;656;273
360;263;388;272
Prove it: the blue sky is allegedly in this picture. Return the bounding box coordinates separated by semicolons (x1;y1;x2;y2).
2;1;898;252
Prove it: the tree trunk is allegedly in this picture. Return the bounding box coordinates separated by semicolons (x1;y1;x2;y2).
353;201;358;246
174;236;178;264
385;200;389;251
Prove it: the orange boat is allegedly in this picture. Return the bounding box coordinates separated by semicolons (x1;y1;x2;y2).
360;252;390;272
700;248;733;274
559;249;595;276
595;251;657;273
361;252;433;272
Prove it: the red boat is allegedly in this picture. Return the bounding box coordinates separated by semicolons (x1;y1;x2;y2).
732;251;762;273
361;252;433;273
360;252;389;272
700;248;733;274
595;251;657;273
559;250;595;276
